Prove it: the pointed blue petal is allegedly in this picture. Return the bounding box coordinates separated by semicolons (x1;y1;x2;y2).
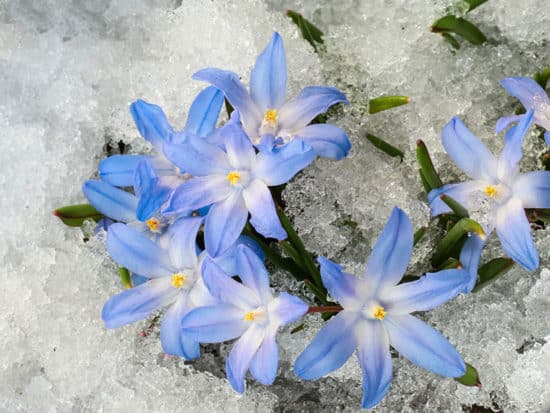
459;234;486;292
99;155;172;187
268;292;308;326
181;304;248;343
317;256;362;307
495;198;539;271
500;77;550;109
545;131;550;146
249;328;278;386
164;175;232;215
278;86;348;132
82;180;138;223
204;191;249;257
130;99;173;151
495;114;524;133
254;139;315;186
236;244;272;302
514;171;550;208
184;86;224;137
134;160;173;221
102;278;175;328
427;182;478;217
364;207;413;291
294;124;351;160
209;235;263;276
224;123;256;169
384;314;466;377
168;216;203;270
250;32;287;111
442;117;498;180
163;136;230;176
226;324;265;393
499;110;534;175
160;294;200;359
294;311;357;380
242;180;286;240
356;320;393;409
106;223;174;277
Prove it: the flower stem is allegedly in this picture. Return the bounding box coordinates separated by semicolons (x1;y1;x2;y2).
307;305;342;314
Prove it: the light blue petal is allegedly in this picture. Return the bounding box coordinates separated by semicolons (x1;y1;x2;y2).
102;278;175;328
242;180;286;240
205;109;242;147
544;131;550;146
134;160;173;221
250;32;287;111
106;223;174;277
160;294;200;359
427;182;477;217
385;268;469;314
224;123;256;169
499;109;534;175
384;314;466;377
356;320;393;409
459;234;486;292
130;99;173;151
163;136;230;176
249;328;278;386
236;244;272;302
184;86;224;137
210;235;264;276
82;180;138;223
226;324;266;393
268;292;308;326
441;117;498;180
164;175;232;215
364;207;413;291
495;198;539;271
278;86;349;132
317;256;362;307
514;171;550;208
204;191;249;257
294;311;357;380
168;216;203;270
495;114;524;133
181;303;248;343
500;77;550;109
294;124;351;160
193;68;262;138
99;155;174;187
253;139;315;186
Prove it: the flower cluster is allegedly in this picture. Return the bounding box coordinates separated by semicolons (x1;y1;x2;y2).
64;32;549;409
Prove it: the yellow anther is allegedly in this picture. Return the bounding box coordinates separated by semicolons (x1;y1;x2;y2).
146;218;160;232
264;109;278;124
226;171;241;185
244;311;256;321
484;185;498;198
171;273;186;288
373;306;386;320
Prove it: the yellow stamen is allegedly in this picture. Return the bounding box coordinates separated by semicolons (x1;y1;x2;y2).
373;306;386;320
146;218;160;232
264;109;277;124
171;273;186;288
244;311;256;321
484;185;498;198
226;171;241;185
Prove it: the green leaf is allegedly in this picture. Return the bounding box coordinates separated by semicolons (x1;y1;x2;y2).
455;362;481;387
118;267;133;289
437;257;461;270
224;98;234;118
464;0;489;12
414;227;427;246
431;218;486;267
440;194;469;218
365;133;404;160
441;32;460;49
472;257;515;292
534;67;550;89
290;323;305;334
53;203;104;227
431;15;487;45
368;95;411;114
286;10;324;52
416;140;443;191
418;168;432;193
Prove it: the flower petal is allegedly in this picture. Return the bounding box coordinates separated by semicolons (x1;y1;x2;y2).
278;86;348;133
130;99;173;151
82;180;138;223
242;180;286;240
294;311;358;380
293;124;351;160
254;139;315;186
168;216;203;270
317;256;362;307
384;314;466;377
160;293;201;359
544;131;550;146
236;244;272;302
99;155;175;187
106;223;174;277
224;123;256;169
181;303;248;343
356;320;393;409
250;32;287;111
226;324;265;393
513;171;550;208
427;181;479;217
204;191;249;257
163;135;230;176
249;327;278;386
268;292;308;326
164;175;232;215
498;109;534;177
364;207;413;291
102;277;176;328
211;235;264;276
134;160;173;221
184;86;224;137
495;114;525;133
441;117;498;180
500;77;550;109
459;234;486;292
495;198;539;271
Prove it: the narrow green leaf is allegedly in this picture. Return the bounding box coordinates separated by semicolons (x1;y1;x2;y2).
368;95;411;114
365;133;404;160
418;168;432;193
440;194;469;218
416;140;443;191
290;323;305;334
53;203;104;227
432;218;486;267
472;258;515;292
455;363;481;387
437;257;461;270
118;267;133;289
224;98;234;118
414;227;427;246
464;0;489;12
286;10;324;52
534;67;550;89
431;16;487;45
441;32;460;49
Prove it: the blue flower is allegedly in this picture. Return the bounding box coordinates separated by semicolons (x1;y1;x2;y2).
294;207;468;408
192;32;351;160
99;86;224;187
498;77;550;145
181;245;308;393
428;111;550;274
164;122;315;256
